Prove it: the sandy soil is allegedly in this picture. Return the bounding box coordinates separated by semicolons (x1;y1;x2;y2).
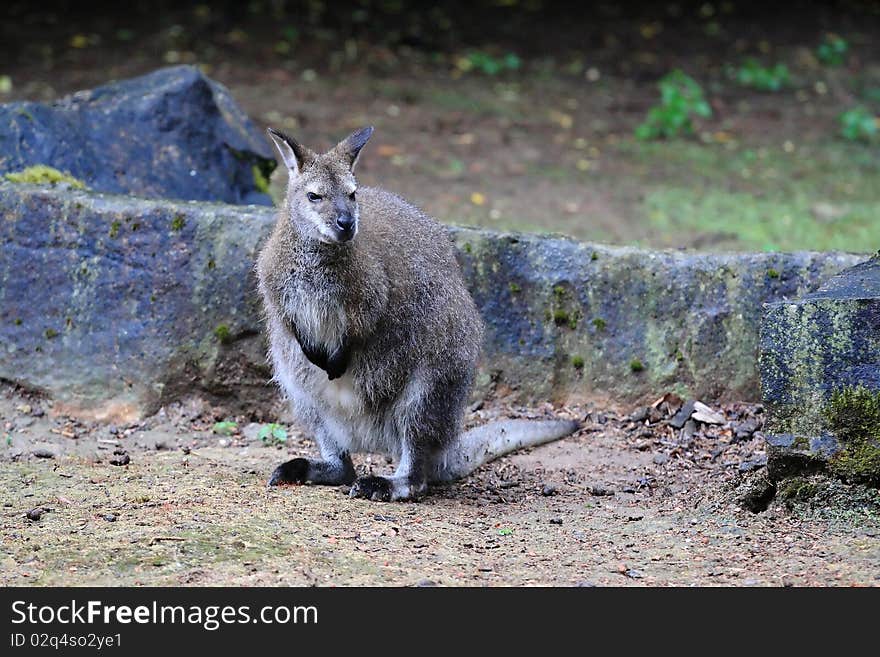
2;383;877;587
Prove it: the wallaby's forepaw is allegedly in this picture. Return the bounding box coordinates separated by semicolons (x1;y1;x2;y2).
268;458;310;486
349;475;393;502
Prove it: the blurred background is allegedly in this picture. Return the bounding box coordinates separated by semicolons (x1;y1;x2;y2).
2;0;879;252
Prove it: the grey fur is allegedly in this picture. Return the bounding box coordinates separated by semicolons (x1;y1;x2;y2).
257;127;579;501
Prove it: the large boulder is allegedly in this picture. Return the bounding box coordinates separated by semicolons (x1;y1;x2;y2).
761;254;880;486
0;182;864;421
0;66;274;205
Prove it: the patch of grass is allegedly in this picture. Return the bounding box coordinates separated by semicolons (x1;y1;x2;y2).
644;186;880;252
635;70;712;141
457;51;521;76
591;317;606;331
817;34;849;66
732;58;790;91
5;165;86;189
571;355;585;369
630;358;645;373
839;107;878;143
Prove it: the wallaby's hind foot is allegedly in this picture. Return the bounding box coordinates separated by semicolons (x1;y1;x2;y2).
268;454;356;487
349;475;427;502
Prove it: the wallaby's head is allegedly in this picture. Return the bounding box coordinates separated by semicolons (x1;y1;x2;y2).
267;126;374;244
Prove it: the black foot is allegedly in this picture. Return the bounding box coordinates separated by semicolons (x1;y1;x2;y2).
349;475;393;502
268;458;309;486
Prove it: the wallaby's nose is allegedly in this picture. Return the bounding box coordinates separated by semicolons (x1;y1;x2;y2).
336;214;356;233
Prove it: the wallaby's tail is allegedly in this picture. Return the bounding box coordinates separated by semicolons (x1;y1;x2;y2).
432;418;580;482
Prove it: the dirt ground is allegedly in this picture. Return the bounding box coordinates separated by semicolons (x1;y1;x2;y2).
2;383;878;587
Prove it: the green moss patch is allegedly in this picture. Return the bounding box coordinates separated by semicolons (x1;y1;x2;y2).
4;165;86;189
825;386;880;485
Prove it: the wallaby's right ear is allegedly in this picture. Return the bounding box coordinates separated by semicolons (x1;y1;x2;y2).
267;127;315;174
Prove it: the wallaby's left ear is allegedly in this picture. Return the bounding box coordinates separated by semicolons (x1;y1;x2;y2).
335;126;374;170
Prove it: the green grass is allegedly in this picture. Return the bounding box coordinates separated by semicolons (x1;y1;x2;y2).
625;140;880;252
644;188;880;252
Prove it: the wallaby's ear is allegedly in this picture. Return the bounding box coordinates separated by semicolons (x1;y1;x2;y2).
267;127;315;174
335;126;374;170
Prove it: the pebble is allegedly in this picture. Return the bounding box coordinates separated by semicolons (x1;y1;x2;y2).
109;453;130;466
415;579;437;587
26;508;45;521
32;448;55;459
588;485;615;496
669;400;696;429
103;513;117;522
629;406;649;423
549;517;563;525
738;456;767;473
541;483;558;496
652;453;669;465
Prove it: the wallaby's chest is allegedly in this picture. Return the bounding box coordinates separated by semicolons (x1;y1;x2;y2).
283;270;347;349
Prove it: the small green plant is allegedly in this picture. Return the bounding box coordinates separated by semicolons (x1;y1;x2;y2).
629;358;645;373
591;317;607;331
508;282;521;294
497;527;513;536
258;423;288;446
44;328;58;339
170;214;186;231
817;35;849;66
734;58;790;91
767;268;780;279
459;51;521;76
214;324;232;344
212;421;238;436
571;355;585;369
108;221;121;238
5;433;12;446
636;70;712;140
839;107;878;142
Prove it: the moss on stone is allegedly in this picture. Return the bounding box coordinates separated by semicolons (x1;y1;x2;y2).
214;324;233;344
5;165;86;189
252;165;270;194
778;476;819;502
791;435;810;450
825;386;880;485
552;309;570;326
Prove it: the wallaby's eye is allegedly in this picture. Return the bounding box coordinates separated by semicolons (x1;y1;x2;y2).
306;192;322;203
349;191;356;201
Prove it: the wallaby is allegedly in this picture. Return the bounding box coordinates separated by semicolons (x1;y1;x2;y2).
256;125;579;501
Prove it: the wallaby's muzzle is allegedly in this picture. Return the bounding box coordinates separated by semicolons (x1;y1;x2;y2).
334;214;357;242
